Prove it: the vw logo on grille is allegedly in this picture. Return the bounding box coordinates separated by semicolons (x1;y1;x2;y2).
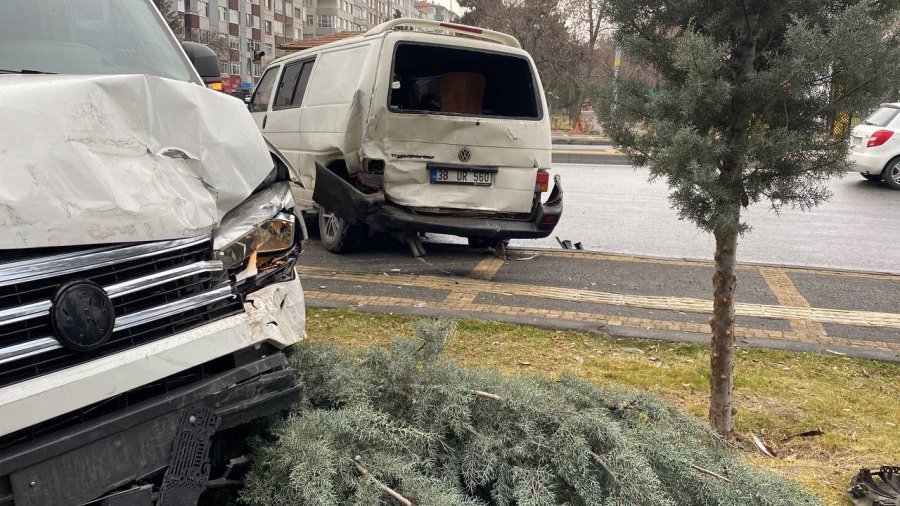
50;281;115;352
458;147;472;163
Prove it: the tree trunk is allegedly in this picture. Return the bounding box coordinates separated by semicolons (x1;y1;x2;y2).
709;228;738;436
568;87;584;129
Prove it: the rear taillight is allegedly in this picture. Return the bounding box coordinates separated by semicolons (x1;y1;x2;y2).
535;170;550;192
868;130;894;147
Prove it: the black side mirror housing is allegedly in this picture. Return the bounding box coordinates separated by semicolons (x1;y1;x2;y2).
181;41;222;88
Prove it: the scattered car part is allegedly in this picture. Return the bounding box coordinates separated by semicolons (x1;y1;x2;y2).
848;466;900;506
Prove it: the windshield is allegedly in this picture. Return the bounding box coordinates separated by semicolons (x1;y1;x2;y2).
0;0;195;82
863;107;900;127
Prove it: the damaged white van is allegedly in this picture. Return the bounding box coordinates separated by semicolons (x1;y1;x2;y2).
0;1;305;504
250;19;563;254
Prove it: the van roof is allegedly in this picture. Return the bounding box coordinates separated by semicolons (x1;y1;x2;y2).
269;18;521;66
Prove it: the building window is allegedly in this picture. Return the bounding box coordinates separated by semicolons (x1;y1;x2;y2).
295;7;304;18
303;33;314;39
253;62;261;77
229;9;239;23
219;7;228;21
229;35;240;49
265;20;273;34
275;0;285;13
230;62;241;76
247;38;260;53
317;15;334;28
294;28;302;39
265;0;272;9
306;14;313;25
303;0;313;6
264;43;273;55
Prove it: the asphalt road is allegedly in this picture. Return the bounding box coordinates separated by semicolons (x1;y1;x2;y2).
496;164;900;274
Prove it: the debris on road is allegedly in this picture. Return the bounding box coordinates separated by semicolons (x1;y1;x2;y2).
751;433;777;458
781;429;824;443
555;236;584;250
848;466;900;506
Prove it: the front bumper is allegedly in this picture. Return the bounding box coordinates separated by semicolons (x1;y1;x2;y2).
313;163;563;239
0;277;306;438
0;350;301;506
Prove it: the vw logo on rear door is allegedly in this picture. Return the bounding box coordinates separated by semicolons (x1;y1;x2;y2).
458;148;472;162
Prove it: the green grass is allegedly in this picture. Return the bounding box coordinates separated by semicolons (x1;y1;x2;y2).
305;308;900;505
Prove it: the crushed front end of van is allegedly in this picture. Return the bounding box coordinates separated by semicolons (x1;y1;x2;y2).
0;2;306;504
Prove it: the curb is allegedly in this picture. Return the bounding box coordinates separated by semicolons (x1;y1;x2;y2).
552;151;631;165
552;136;611;146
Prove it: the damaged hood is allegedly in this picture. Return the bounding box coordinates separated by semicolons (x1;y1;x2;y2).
0;74;272;249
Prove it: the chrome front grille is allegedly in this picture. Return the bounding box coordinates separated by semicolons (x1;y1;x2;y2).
0;236;243;388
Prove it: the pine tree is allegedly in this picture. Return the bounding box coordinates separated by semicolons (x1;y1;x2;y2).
241;321;820;505
592;0;900;436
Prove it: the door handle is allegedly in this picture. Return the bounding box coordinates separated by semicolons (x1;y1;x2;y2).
262;115;267;129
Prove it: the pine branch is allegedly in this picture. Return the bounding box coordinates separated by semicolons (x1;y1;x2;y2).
351;457;415;506
471;390;504;401
588;451;619;484
690;463;732;483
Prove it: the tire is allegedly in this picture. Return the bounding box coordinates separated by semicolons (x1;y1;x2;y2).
885;159;900;190
318;208;366;253
861;173;883;182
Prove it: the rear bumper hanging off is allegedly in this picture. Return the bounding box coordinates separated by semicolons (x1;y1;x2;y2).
312;163;563;239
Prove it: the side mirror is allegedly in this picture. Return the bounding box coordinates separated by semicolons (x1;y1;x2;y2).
182;41;222;90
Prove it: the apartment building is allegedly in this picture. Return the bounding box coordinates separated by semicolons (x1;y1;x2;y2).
171;0;453;90
174;0;309;92
414;1;458;22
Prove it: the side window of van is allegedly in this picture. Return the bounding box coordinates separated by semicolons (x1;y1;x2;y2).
273;59;315;110
249;66;279;113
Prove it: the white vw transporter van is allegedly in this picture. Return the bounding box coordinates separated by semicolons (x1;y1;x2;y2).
0;1;305;504
250;19;563;254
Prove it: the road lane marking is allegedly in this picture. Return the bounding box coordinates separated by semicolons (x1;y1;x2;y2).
299;267;900;331
448;256;507;304
759;267;828;340
304;291;900;352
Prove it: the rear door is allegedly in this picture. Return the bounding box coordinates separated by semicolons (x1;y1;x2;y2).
377;41;551;214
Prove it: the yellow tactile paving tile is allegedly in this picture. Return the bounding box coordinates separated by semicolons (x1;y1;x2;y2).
304;291;900;353
299;267;900;331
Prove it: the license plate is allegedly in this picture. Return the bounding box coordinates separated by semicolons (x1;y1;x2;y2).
853;136;863;147
430;167;493;186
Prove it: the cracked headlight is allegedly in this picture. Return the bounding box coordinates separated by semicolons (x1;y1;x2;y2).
213;182;297;274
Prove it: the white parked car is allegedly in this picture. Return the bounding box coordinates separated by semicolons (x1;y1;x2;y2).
849;103;900;189
249;19;563;254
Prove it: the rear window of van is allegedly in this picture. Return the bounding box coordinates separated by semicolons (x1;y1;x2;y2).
388;43;541;119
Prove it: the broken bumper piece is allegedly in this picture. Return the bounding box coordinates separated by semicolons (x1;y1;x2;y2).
848;466;900;506
313;163;563;239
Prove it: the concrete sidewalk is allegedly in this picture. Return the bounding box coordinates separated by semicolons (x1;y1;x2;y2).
298;240;900;362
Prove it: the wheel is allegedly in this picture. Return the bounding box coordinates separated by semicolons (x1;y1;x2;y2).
318;208;366;253
861;173;883;182
885;159;900;190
